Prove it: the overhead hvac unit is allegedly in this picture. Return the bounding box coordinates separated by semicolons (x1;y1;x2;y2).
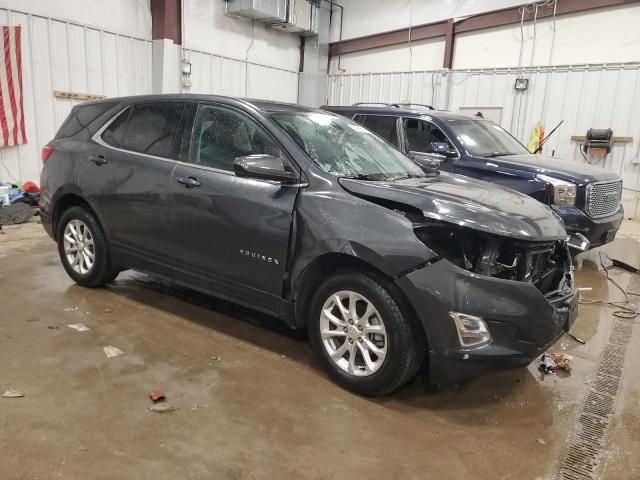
225;0;287;24
271;0;319;35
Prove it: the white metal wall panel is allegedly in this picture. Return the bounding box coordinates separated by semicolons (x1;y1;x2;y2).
0;9;152;187
327;63;640;220
185;48;299;103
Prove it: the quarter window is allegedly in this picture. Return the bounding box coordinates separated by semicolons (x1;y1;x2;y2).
190;105;282;172
356;115;399;147
405;119;454;154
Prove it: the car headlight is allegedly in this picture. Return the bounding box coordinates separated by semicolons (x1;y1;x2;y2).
537;174;576;206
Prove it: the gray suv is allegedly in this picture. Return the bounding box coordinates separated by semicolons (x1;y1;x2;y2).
40;95;577;395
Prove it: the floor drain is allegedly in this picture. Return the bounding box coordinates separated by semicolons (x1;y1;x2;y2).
557;282;638;479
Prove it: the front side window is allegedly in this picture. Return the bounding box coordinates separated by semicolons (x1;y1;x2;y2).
190;105;283;172
405;118;454;154
271;112;425;180
448;119;529;157
122;103;184;158
356;115;399;147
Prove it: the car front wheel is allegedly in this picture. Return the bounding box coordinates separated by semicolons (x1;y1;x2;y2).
309;270;425;396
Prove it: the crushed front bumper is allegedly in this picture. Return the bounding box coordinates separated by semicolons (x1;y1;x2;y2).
554;204;623;250
396;259;578;384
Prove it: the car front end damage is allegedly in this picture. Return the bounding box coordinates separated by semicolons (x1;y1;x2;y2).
318;174;577;384
396;224;577;384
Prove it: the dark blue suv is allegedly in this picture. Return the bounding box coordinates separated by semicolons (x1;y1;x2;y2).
324;105;624;252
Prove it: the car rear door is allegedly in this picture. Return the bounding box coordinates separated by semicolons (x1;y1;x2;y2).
82;101;186;275
167;103;301;313
353;114;402;149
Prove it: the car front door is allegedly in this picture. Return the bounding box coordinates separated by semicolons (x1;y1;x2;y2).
82;101;186;276
168;103;301;313
402;118;459;173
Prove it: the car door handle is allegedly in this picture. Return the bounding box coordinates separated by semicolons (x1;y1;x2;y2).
88;154;108;166
176;176;201;188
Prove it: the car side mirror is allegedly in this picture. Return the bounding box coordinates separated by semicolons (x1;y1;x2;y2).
233;155;298;183
430;141;457;158
409;151;443;172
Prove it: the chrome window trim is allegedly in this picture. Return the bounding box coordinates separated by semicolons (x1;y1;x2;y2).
92;105;179;165
92;105;308;187
585;179;623;219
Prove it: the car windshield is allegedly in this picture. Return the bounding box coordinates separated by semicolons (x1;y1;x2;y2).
271;112;426;180
448;119;529;157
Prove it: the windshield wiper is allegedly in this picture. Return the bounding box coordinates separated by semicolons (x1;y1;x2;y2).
387;173;429;181
483;152;517;158
342;173;386;181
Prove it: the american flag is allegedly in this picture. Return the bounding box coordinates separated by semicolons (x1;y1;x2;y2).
0;25;26;147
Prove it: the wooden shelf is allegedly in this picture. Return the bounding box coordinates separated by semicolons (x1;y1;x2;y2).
54;90;106;101
571;135;633;143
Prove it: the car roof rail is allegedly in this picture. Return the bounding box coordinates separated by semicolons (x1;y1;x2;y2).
390;103;435;110
352;102;393;107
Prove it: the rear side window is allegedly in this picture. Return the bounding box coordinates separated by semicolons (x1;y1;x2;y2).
102;108;130;148
122;103;184;158
356;115;399;147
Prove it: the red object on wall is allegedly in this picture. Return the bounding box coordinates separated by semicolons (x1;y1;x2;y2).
0;25;26;147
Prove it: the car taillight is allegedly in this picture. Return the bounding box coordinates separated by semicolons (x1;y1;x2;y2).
41;145;54;163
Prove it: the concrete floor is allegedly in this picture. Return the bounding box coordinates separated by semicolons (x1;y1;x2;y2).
1;219;639;480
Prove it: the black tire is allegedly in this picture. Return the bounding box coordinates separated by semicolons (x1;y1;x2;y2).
56;206;119;287
308;270;425;396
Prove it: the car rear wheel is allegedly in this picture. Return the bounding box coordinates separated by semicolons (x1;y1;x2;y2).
309;270;425;396
57;206;119;287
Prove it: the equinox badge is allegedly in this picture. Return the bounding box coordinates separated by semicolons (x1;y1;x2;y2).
240;249;279;265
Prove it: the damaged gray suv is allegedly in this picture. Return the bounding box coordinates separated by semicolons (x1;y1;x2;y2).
40;95;578;396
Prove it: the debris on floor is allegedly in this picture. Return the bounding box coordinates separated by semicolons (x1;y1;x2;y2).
103;346;124;358
0;202;35;225
611;257;640;273
47;325;59;330
104;307;112;313
539;353;573;374
148;390;166;402
564;331;586;344
148;403;178;413
3;389;25;398
67;323;91;332
537;438;546;445
64;306;79;312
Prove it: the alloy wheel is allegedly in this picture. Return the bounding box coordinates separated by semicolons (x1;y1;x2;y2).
63;219;96;275
319;290;388;376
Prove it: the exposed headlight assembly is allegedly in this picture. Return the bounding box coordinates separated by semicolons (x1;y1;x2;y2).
414;223;572;295
537;174;576;206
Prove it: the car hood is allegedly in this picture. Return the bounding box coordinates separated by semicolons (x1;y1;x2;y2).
339;173;567;241
475;154;620;184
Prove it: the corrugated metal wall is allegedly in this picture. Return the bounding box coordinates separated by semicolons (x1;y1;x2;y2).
185;48;299;103
0;8;152;186
327;63;640;220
